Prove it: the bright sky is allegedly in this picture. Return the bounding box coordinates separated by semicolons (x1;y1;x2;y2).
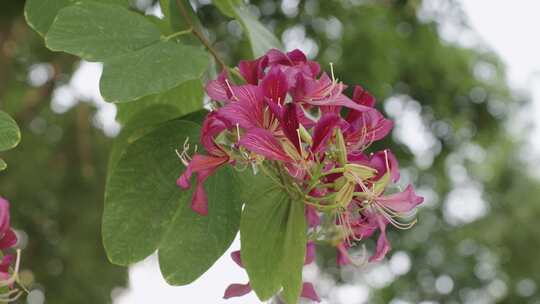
105;1;540;303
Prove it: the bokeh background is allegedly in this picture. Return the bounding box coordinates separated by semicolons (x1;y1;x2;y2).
1;0;539;303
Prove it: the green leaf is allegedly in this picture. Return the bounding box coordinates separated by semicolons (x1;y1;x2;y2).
240;171;307;303
212;0;241;18
45;2;161;61
233;6;282;58
0;111;21;152
25;0;130;36
166;0;205;46
100;41;208;102
103;119;242;285
115;79;204;125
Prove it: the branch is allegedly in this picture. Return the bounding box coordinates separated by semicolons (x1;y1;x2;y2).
175;0;227;70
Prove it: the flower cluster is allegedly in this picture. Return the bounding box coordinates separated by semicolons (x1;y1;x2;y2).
178;49;424;301
0;197;24;301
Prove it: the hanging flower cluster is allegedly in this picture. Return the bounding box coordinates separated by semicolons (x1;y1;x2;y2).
0;197;25;301
178;49;424;301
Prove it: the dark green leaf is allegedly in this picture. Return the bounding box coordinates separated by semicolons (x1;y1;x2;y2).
0;111;20;152
45;1;161;61
100;41;208;102
103;119;242;285
240;171;307;303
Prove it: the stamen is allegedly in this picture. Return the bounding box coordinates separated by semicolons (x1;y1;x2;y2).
176;137;193;166
224;79;238;101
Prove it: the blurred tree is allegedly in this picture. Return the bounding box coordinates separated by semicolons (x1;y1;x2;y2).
0;1;126;303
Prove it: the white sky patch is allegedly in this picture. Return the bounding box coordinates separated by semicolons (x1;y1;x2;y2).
50;61;120;137
443;183;488;226
385;95;440;169
114;235;262;304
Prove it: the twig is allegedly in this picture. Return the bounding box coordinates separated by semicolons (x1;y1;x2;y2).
175;0;227;69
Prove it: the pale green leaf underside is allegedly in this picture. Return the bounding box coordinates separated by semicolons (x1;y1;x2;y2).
0;111;21;152
240;171;307;303
100;41;209;102
45;1;161;61
103;119;241;285
233;5;282;58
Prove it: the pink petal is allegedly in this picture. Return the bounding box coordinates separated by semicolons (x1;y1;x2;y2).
0;229;17;250
311;113;342;153
231;250;244;268
223;283;252;299
369;217;391;262
238;55;268;85
239;128;292;162
345;109;393;149
218;85;265;130
305;241;315;265
369;150;400;182
261;66;288;104
301;282;321;302
378;184;424;213
0;197;11;236
177;155;228;189
352;85;376;107
205;71;233;103
281;103;301;153
201;112;230;156
305;205;320;227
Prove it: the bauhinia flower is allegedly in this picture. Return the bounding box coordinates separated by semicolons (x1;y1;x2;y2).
0;197;26;302
178;48;424;302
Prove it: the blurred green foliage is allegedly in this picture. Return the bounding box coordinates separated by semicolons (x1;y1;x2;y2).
0;0;538;303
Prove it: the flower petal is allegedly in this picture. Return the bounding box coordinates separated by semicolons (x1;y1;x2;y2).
311;113;342;153
281;103;301;153
231;250;244;268
223;283;252;299
239;55;268;85
239;128;292;162
218;85;265;130
301;282;321;302
378;184;424;213
0;229;17;250
261;66;288;104
305;241;315;265
352;85;376;107
369;217;391;262
205;70;233;103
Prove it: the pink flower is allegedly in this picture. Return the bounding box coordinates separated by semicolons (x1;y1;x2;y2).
177;114;230;215
239;128;293;162
205;71;234;103
0;198;16;250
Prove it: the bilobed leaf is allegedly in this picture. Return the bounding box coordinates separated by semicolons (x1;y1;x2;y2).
25;0;131;36
100;41;208;102
0;111;21;152
103;119;242;285
233;5;282;58
240;171;307;303
24;0;71;36
45;2;161;61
